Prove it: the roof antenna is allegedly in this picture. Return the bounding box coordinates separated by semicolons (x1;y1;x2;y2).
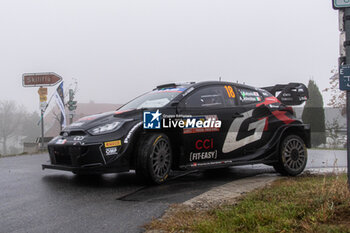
219;76;221;81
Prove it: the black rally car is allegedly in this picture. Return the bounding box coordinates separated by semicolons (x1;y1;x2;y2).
43;81;310;184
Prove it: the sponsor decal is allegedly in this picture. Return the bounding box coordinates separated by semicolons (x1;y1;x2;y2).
73;136;85;141
56;139;67;145
105;147;118;156
143;110;221;131
183;115;221;134
143;110;162;129
242;96;258;102
190;160;232;168
190;150;217;161
104;140;121;148
195;139;214;150
164;117;220;129
124;121;143;143
222;109;267;153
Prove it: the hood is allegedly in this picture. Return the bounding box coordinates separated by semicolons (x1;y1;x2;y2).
63;109;143;132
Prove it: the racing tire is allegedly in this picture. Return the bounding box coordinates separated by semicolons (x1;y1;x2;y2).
273;135;308;176
136;134;172;184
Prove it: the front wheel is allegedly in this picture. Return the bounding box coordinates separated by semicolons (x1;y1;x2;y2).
136;134;172;184
273;135;308;176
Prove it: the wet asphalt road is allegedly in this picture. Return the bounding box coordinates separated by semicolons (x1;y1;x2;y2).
0;150;347;233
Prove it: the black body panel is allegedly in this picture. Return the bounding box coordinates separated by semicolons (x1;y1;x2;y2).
43;81;310;175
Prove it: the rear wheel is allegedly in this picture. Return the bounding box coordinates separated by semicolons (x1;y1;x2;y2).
273;135;307;176
136;134;172;184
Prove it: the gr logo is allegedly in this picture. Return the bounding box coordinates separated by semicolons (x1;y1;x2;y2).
222;109;267;153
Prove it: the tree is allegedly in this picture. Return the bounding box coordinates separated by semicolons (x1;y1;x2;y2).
323;69;346;115
326;118;345;148
0;100;24;155
21;111;40;143
302;80;326;147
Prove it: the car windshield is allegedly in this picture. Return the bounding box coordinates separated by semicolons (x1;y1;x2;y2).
118;87;186;111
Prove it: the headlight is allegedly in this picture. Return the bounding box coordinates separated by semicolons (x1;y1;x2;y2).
88;122;122;135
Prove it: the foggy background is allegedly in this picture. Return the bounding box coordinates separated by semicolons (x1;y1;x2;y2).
0;0;339;111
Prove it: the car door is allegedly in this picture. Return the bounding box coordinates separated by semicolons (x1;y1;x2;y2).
176;84;241;167
222;86;271;161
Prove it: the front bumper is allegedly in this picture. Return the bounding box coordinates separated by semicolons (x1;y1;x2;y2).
43;140;130;174
42;163;128;174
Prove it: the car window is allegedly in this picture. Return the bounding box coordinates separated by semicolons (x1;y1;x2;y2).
237;88;263;104
118;88;185;110
222;85;238;107
182;86;226;108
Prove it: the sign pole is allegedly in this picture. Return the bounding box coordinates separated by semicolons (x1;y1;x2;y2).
41;109;45;150
22;72;62;151
334;0;350;189
345;7;350;189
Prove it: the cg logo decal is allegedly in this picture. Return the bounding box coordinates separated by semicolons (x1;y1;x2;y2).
222;110;267;153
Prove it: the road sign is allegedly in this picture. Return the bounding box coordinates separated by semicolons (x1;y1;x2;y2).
38;87;48;96
68;105;77;111
22;72;62;87
40;95;47;102
340;10;345;31
340;31;346;56
333;0;350;9
40;101;47;111
339;65;350;90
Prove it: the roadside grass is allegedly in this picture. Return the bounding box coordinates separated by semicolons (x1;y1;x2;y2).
146;174;350;233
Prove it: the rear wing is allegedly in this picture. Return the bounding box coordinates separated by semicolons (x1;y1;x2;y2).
261;83;308;106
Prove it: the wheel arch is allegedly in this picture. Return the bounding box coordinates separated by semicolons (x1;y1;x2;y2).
279;125;311;149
